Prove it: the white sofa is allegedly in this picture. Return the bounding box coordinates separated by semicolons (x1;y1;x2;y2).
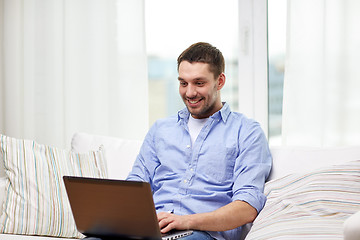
1;132;360;239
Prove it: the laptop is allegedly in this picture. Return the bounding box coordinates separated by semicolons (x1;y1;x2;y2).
63;176;193;240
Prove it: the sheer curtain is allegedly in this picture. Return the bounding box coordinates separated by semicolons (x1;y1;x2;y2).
282;0;360;147
0;0;148;149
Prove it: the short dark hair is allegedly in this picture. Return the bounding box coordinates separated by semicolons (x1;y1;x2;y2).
177;42;225;78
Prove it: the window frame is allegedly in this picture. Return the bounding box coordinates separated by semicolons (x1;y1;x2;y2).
238;0;268;138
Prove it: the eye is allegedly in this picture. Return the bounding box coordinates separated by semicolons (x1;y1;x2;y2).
179;81;187;87
196;82;205;86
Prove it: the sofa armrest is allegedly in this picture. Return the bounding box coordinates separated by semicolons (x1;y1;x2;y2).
344;211;360;240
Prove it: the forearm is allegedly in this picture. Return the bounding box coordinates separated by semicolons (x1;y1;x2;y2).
158;200;258;233
188;200;257;231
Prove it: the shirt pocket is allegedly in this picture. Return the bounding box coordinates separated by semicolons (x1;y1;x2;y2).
198;144;237;183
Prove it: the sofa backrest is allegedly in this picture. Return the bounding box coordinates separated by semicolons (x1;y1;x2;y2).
268;145;360;181
71;133;360;182
2;132;360;214
71;132;142;180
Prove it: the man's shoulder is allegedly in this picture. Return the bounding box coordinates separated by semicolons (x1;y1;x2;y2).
227;111;258;125
155;114;178;124
150;114;180;130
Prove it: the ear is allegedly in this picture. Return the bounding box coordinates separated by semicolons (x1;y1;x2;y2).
217;73;226;90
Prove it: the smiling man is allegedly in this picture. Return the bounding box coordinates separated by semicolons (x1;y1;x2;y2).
127;42;272;240
178;60;224;119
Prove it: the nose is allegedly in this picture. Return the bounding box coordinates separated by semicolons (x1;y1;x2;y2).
186;84;197;98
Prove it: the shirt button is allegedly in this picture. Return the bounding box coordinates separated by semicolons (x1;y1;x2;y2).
190;168;194;171
186;145;191;148
183;179;188;183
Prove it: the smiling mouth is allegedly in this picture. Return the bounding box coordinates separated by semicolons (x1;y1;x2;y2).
187;98;202;105
189;99;200;104
187;98;203;108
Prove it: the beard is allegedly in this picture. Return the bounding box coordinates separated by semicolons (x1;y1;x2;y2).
183;94;219;119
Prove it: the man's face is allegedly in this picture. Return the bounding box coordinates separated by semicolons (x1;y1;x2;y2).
178;61;225;119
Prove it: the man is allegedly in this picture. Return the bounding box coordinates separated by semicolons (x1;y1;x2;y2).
127;42;272;240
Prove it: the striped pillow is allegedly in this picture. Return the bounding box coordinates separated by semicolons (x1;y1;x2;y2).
245;160;360;240
0;134;107;238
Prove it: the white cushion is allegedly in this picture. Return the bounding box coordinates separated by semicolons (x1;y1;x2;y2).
71;132;142;180
0;134;107;238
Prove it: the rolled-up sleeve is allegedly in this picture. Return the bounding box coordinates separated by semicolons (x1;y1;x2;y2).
232;121;272;213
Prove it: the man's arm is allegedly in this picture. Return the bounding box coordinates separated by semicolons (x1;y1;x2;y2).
157;200;257;233
126;123;159;182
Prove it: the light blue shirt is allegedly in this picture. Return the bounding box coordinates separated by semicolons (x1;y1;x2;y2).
127;103;272;240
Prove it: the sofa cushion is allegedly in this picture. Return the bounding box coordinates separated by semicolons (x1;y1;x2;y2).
245;160;360;239
0;134;107;238
71;132;142;179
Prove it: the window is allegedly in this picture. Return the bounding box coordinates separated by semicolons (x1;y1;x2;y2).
268;0;286;145
146;0;278;143
145;0;239;126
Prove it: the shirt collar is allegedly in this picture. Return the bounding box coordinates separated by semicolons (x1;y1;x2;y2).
177;102;231;123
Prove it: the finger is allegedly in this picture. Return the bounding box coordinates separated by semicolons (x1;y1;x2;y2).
157;212;171;221
159;216;173;230
160;222;176;233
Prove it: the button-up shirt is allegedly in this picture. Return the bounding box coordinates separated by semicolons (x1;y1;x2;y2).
127;103;272;240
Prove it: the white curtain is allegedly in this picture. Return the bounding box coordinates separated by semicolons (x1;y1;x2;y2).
0;0;148;149
282;0;360;147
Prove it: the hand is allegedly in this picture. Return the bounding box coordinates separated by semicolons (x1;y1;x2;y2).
157;212;191;233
